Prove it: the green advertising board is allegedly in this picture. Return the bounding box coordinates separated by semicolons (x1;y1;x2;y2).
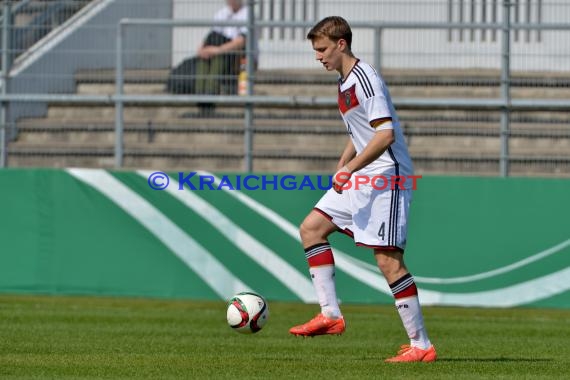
0;169;569;309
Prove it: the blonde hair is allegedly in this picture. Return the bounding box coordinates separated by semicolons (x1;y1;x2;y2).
307;16;352;49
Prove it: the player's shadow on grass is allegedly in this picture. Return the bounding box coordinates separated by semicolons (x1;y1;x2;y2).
438;358;552;363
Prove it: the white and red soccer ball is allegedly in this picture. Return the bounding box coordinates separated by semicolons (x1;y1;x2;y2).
226;292;269;334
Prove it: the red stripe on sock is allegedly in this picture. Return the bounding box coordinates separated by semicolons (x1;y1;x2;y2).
394;282;418;299
307;249;335;267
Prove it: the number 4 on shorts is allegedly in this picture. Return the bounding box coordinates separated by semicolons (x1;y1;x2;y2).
377;222;385;240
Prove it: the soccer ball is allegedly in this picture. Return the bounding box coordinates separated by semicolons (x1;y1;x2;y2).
226;292;269;334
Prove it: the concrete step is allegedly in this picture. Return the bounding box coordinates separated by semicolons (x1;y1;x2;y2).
14;116;570;159
75;67;570;86
8;151;569;177
44;105;193;121
74;80;570;99
16;117;341;128
30;104;570;130
41;104;342;121
17;112;570;133
73;67;570;101
195;157;569;177
8;142;243;154
7;155;116;169
75;69;169;84
16;115;570;134
13;127;347;148
408;136;570;156
254;84;570;99
76;83;167;95
11;133;570;160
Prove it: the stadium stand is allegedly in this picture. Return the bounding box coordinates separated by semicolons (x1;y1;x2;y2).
3;0;570;176
8;67;570;176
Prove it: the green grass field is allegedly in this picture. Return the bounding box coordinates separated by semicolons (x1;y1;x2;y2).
1;294;569;379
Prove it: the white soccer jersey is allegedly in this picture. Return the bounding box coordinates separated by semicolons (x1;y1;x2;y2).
338;60;413;177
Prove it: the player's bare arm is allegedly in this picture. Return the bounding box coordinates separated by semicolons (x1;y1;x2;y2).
333;128;394;192
332;139;357;192
345;128;395;173
337;138;356;170
336;118;395;175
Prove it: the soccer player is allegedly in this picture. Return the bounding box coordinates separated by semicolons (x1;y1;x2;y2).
288;16;437;363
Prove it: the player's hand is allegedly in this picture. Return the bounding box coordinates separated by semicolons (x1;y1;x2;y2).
333;165;352;194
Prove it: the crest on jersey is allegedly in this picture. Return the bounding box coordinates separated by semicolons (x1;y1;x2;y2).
338;84;359;114
344;91;351;106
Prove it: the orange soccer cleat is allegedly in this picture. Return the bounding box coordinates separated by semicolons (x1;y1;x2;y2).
289;313;346;337
385;344;437;363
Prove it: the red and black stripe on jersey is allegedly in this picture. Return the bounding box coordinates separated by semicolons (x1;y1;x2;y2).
353;64;375;98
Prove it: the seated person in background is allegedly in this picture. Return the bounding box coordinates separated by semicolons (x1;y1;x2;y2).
167;0;256;113
196;0;249;97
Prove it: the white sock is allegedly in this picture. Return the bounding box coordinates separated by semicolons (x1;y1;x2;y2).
395;296;431;349
309;265;341;319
